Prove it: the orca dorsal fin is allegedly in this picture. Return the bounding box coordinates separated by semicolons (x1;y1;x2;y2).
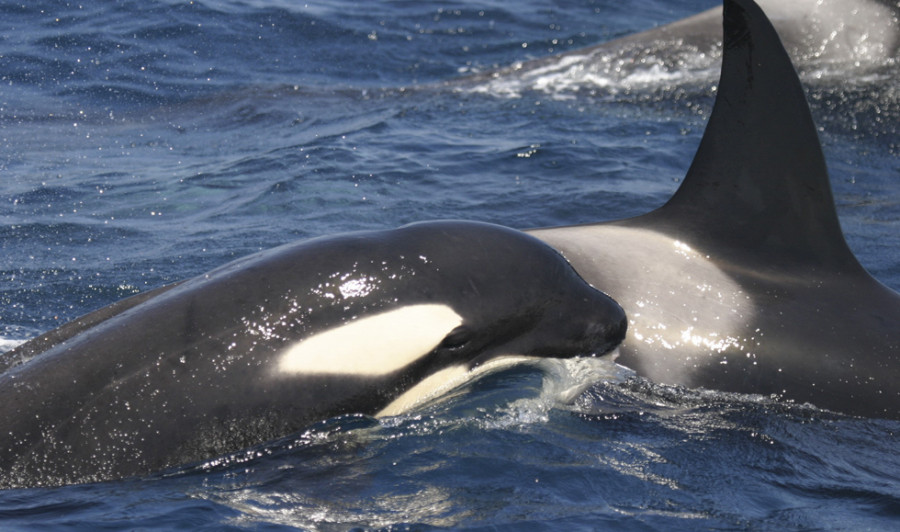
644;0;861;271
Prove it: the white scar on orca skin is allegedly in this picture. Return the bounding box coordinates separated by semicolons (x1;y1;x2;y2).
277;304;463;376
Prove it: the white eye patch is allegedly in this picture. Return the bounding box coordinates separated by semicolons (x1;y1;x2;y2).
277;304;463;377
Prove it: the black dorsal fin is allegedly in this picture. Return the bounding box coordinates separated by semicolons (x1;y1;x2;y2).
640;0;861;271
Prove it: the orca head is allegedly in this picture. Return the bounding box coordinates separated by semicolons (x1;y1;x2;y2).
368;221;627;416
273;221;625;417
434;270;628;371
404;221;627;371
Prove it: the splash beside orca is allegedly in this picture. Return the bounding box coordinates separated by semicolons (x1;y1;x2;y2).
457;0;898;94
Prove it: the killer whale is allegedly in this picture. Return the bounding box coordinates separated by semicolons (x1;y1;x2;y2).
0;221;626;488
458;0;898;94
2;0;896;492
530;0;900;419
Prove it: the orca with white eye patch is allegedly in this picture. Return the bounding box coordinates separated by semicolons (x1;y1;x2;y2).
0;220;626;488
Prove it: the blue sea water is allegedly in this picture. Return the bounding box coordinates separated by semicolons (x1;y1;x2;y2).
1;0;898;529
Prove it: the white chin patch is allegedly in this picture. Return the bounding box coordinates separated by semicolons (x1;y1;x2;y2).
375;355;534;418
277;304;463;377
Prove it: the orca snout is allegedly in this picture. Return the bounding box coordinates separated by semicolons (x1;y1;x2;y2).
585;293;627;356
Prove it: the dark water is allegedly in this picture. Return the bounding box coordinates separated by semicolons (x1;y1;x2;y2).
1;0;898;529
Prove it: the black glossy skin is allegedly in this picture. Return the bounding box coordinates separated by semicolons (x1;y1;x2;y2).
0;221;625;488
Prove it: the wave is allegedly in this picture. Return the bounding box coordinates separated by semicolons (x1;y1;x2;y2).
0;337;25;355
448;0;899;100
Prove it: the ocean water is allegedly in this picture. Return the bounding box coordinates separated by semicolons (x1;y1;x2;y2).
1;0;899;529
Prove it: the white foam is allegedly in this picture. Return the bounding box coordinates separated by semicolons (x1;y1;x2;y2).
0;337;25;355
378;352;627;420
534;351;628;405
465;51;716;100
476;354;628;429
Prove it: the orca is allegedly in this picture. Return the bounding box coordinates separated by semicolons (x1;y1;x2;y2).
529;0;900;419
460;0;898;93
0;221;626;488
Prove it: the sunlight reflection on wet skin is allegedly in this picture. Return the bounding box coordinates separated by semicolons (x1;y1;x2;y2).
533;225;762;383
627;235;759;369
